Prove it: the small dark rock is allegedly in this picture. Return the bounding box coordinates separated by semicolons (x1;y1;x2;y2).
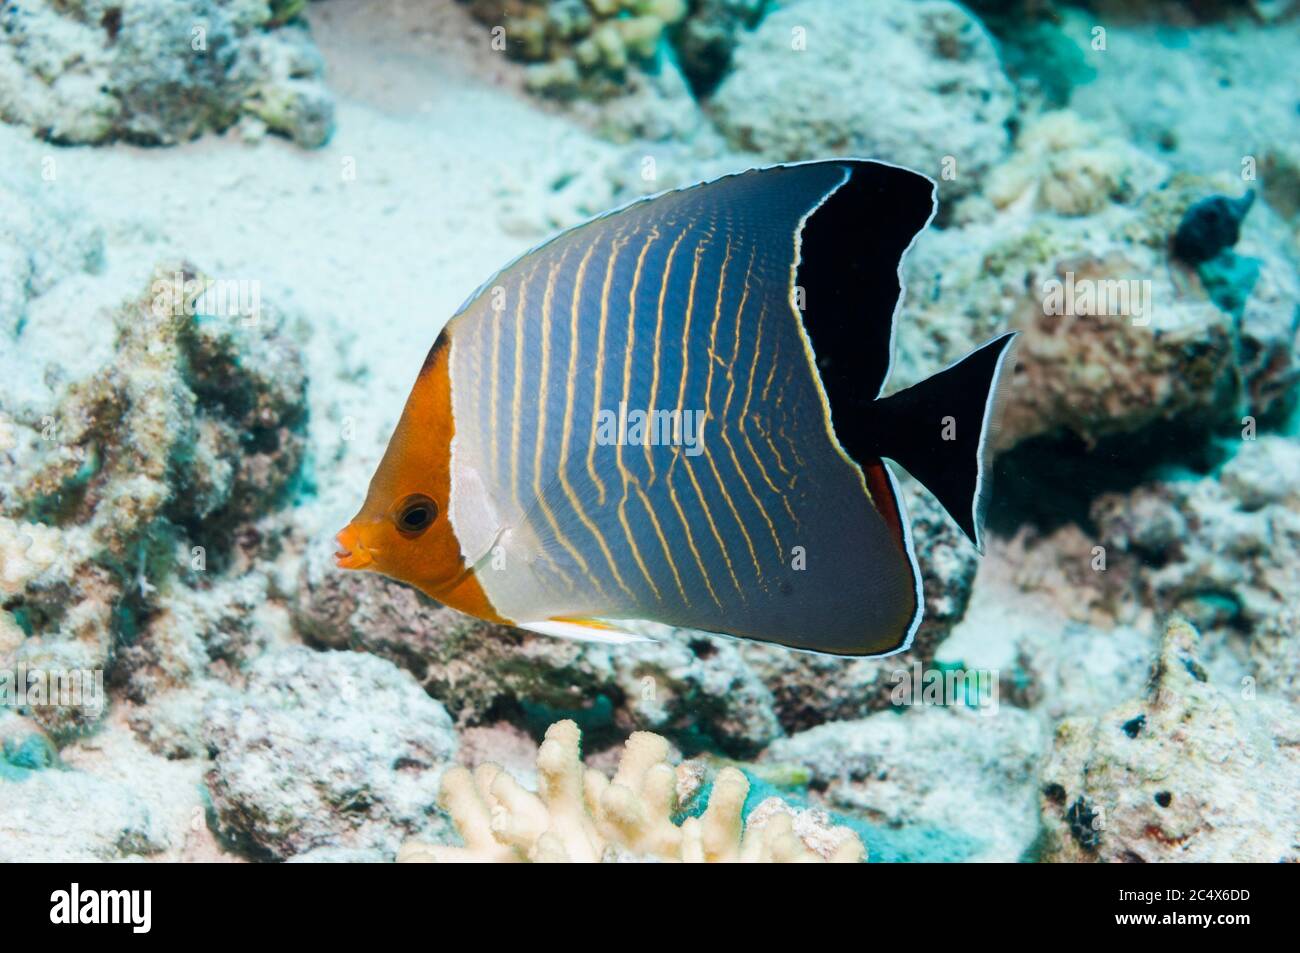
1172;190;1255;265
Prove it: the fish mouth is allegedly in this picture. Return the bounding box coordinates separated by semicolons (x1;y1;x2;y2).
334;527;375;571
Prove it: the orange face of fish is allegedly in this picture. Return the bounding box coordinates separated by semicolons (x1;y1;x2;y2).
334;340;506;623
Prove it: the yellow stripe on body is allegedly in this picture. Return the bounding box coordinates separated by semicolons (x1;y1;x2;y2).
737;298;801;531
487;282;502;485
559;239;636;602
644;228;689;488
532;246;601;596
614;227;672;604
761;338;781;403
710;244;783;570
769;363;809;469
509;262;542;515
585;232;629;508
664;235;728;609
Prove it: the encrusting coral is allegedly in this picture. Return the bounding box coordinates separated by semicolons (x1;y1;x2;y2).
398;720;865;863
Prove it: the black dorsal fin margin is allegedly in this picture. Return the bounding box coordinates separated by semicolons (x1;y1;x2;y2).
794;160;937;411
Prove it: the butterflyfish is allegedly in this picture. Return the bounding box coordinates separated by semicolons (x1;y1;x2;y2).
336;159;1016;657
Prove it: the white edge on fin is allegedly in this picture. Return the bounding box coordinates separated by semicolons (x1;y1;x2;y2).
518;620;655;646
879;460;924;658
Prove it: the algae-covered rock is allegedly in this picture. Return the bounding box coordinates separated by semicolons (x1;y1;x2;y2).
668;0;767;97
0;263;309;740
708;0;1015;195
1091;436;1300;703
0;0;334;147
1040;616;1300;862
898;125;1300;454
0;713;214;861
0;768;169;861
203;646;459;860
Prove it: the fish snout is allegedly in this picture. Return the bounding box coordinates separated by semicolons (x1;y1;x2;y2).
334;524;375;571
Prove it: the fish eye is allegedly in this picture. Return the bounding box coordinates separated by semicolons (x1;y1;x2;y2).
394;494;438;537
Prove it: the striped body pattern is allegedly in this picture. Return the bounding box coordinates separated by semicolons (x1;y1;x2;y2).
337;160;1017;657
445;164;918;654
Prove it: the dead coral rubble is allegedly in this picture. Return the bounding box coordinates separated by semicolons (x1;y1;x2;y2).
1039;616;1300;863
204;646;459;861
1090;436;1300;702
0;264;307;741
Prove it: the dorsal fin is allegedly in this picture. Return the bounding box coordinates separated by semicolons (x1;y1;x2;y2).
794;161;937;405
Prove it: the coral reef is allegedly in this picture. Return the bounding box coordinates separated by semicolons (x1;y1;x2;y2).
0;0;334;147
0;263;308;741
1089;436;1300;702
203;646;459;861
897;111;1299;455
398;718;864;862
708;0;1015;195
0;0;1296;869
465;0;688;99
462;0;720;145
1039;617;1300;862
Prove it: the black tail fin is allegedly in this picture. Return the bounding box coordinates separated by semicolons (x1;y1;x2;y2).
869;333;1018;551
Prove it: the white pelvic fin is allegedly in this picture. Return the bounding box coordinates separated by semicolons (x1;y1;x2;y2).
518;619;655;646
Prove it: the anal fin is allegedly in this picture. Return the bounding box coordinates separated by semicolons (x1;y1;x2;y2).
519;617;654;646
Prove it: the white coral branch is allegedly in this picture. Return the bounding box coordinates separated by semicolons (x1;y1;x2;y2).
398;719;865;864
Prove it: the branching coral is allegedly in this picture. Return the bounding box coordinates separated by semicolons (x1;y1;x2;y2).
397;720;865;863
466;0;689;99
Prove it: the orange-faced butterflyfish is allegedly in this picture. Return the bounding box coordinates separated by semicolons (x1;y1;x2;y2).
336;160;1016;657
